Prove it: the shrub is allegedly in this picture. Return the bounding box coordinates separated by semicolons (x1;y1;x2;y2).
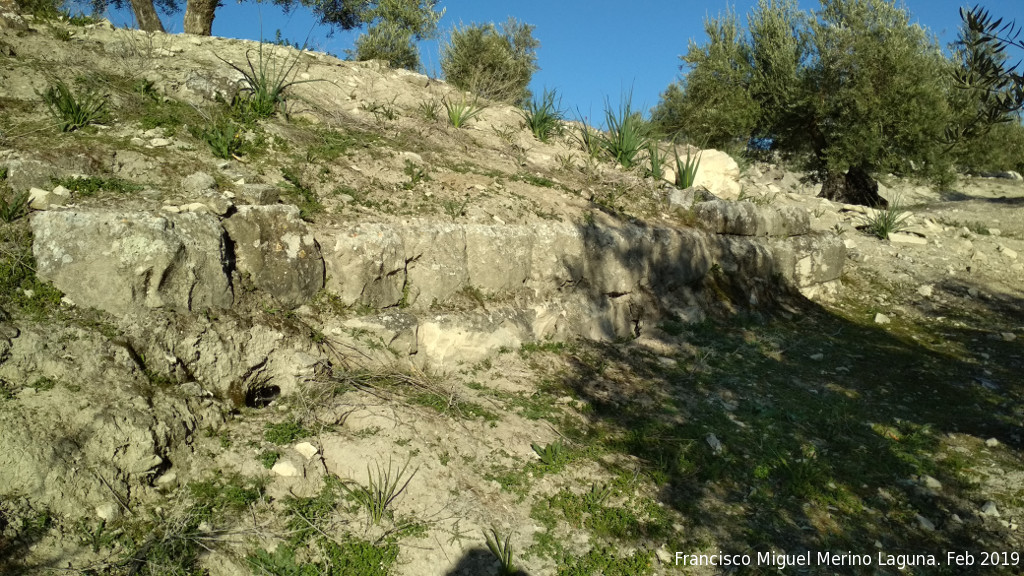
863;196;910;240
441;17;539;104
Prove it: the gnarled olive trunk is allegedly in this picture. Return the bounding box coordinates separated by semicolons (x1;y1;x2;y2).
129;0;165;33
818;166;888;208
183;0;217;35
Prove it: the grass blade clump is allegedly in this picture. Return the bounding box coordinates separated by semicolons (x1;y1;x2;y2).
341;458;417;525
597;91;650;169
521;88;564;142
219;41;316;120
863;195;910;240
484;527;517;576
41;81;107;132
647;141;668;181
673;145;702;188
443;94;486;128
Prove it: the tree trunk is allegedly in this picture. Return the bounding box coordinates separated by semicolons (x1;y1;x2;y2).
183;0;217;35
818;165;888;208
129;0;165;33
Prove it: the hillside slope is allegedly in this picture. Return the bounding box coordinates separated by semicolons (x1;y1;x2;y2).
1;14;1023;576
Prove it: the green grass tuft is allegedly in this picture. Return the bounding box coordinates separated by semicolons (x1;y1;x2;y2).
521;88;564;142
41;81;107;132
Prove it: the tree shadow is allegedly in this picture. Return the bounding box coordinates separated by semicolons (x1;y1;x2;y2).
527;211;1024;573
444;547;532;576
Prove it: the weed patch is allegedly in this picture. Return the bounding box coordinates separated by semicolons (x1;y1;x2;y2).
41;80;107;132
264;418;310;445
53;175;143;197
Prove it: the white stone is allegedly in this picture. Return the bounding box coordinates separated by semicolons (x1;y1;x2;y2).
272;460;302;477
980;501;1000;517
95;502;119;521
921;475;942;490
916;514;936;531
917;285;934;298
149;138;172;147
809;353;824;361
889;232;927;245
874;313;891;325
706;433;724;455
997;245;1018;260
28;187;56;210
295;441;319;460
1002;333;1017;342
985;438;1000;447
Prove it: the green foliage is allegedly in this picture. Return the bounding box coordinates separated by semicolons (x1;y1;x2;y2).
955;119;1024;173
645;142;667;181
0;186;30;222
949;6;1024;143
340;458;417;525
441;18;539;104
596;92;650;169
672;145;702;188
521;88;564;142
0;223;63;319
531;440;569;468
351;0;444;70
484;527;518;576
402;159;429;189
219;42;315;120
284;477;343;546
264;418;310;445
650;9;759;148
862;196;910;240
259;450;281;469
417;99;441;122
248;537;398;576
281;166;324;220
40;81;108;132
442;94;486;128
122;512;207;576
52;175;144;197
195;119;244;160
14;0;62;19
654;0;954;179
188;474;266;520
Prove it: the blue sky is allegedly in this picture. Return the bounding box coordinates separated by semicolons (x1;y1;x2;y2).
98;0;1023;122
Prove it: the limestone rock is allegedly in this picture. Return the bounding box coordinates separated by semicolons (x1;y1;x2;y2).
666;185;716;210
181;171;217;194
694;200;811;237
238;183;280;205
223;205;324;308
32;210;233;316
691;149;741;199
320;224;407;308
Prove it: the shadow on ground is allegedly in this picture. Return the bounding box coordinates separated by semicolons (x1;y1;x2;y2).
534;214;1024;575
445;547;533;576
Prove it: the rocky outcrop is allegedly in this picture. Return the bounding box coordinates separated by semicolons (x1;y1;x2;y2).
694;199;811;237
223;205;324;308
31;210;233;315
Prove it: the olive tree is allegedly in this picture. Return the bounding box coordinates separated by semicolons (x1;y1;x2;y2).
653;0;954;205
650;8;758;147
350;0;444;70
